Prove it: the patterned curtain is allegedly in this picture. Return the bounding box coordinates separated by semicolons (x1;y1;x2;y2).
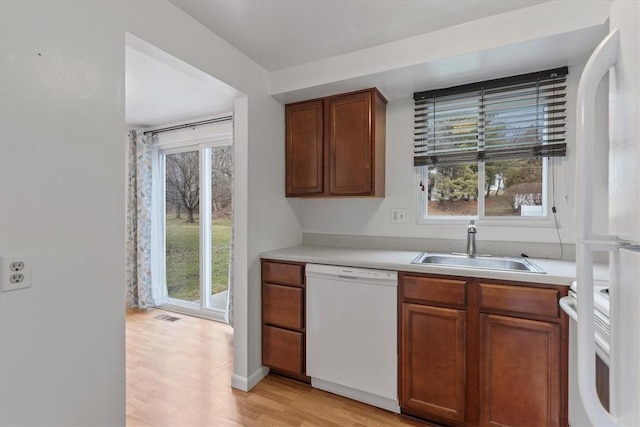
126;130;155;309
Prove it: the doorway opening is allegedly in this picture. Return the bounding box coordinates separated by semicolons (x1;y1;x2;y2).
125;32;245;326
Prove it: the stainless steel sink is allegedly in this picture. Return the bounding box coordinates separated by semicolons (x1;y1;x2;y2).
411;253;545;273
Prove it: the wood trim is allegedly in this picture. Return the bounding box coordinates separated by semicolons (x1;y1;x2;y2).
373;90;386;197
286;87;388;106
466;281;480;426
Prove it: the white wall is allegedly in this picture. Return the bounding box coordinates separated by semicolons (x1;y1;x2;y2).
293;67;610;248
0;1;301;425
0;2;126;424
280;1;612;252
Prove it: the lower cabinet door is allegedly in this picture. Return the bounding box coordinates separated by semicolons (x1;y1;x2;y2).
401;303;466;424
262;325;304;376
480;314;561;427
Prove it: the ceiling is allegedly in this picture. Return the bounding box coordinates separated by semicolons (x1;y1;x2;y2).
170;0;550;71
125;45;236;128
128;0;601;127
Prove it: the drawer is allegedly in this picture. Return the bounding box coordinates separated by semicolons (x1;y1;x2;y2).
402;275;466;306
262;261;304;286
262;325;304;375
479;283;560;318
263;283;303;330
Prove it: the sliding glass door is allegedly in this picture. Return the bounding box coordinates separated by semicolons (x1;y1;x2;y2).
209;145;232;312
161;143;232;322
165;150;201;303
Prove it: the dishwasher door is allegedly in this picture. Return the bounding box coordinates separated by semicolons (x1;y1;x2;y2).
306;264;398;412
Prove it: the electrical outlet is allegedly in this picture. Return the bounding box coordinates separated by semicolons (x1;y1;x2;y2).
391;209;407;224
1;256;31;292
10;261;25;272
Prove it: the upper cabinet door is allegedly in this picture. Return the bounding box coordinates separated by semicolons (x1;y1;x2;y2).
285;88;386;198
327;92;372;195
286;101;324;196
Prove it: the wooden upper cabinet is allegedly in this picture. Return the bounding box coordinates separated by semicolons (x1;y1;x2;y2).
285;88;386;197
286;101;324;196
328;91;372;195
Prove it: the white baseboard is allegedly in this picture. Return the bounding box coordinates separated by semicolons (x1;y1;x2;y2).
231;366;269;392
311;377;400;414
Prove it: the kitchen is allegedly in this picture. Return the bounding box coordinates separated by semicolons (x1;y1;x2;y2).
257;0;638;424
1;1;638;426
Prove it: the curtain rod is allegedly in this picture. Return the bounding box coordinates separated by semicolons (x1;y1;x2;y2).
143;115;233;136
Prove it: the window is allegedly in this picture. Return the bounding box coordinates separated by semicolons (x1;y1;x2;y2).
150;116;234;322
161;142;233;321
414;67;567;220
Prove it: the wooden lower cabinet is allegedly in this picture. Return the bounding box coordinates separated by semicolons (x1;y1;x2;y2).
401;303;466;424
262;325;304;375
399;273;568;427
262;283;303;330
261;260;309;382
480;314;561;427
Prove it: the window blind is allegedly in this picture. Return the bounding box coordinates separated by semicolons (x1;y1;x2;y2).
413;67;568;167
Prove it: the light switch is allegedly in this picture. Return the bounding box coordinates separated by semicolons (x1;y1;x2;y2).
391;209;406;224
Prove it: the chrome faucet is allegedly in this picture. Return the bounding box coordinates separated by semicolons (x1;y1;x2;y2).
466;220;477;257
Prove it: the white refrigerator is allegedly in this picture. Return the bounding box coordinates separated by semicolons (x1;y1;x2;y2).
570;1;640;426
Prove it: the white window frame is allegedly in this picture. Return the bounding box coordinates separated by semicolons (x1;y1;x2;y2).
156;137;233;322
415;96;561;227
415;157;557;228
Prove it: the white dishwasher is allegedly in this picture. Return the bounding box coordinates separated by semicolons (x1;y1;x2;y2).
306;263;399;413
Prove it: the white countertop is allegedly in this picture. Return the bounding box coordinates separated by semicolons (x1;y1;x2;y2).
261;245;610;286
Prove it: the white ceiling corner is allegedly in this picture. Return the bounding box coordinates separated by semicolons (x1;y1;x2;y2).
169;0;551;71
125;42;237;128
128;0;605;125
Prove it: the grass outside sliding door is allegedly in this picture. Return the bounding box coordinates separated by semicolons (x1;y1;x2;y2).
165;216;230;301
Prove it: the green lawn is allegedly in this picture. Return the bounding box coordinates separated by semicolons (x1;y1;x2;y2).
165;216;231;301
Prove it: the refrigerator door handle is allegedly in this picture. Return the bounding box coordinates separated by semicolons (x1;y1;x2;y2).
576;28;620;427
620;243;640;253
577;237;640;252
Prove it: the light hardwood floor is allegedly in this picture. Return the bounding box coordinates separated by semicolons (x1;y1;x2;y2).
126;308;426;426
